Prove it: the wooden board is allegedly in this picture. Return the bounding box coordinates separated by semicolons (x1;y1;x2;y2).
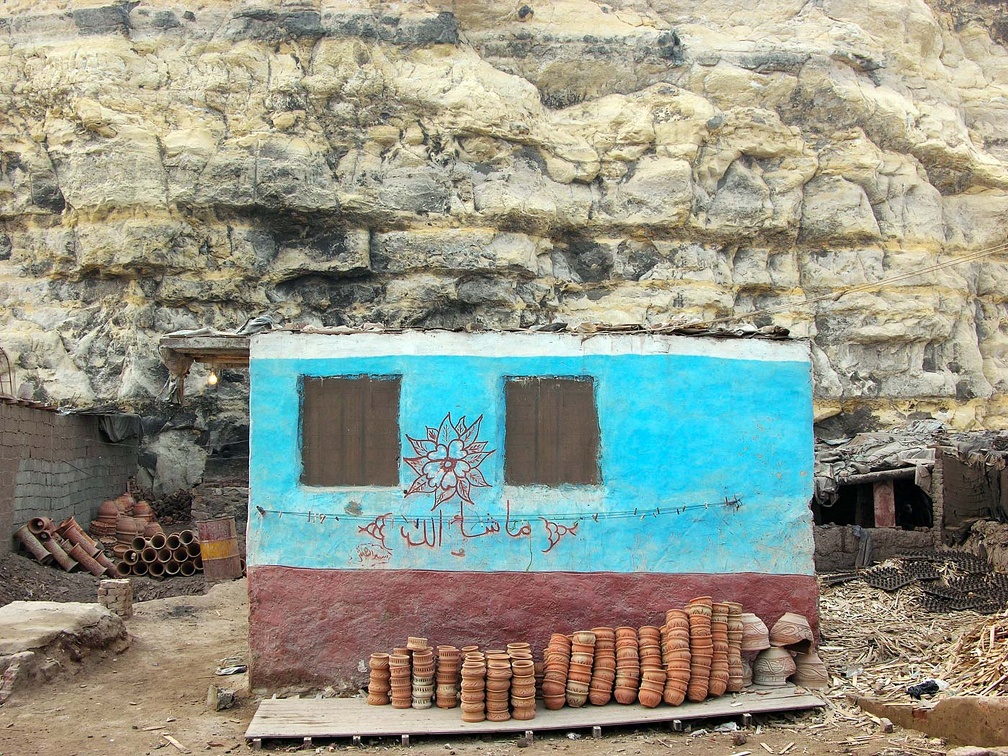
246;685;824;743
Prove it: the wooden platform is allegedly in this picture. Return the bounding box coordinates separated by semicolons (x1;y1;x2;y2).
246;685;824;748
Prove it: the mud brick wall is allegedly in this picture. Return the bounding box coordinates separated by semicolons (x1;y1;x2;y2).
0;403;137;555
814;525;938;572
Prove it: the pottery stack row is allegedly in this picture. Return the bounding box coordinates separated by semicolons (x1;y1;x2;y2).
508;643;536;721
660;610;690;705
410;639;435;709
485;652;512;721
709;603;730;697
368;653;391;705
436;645;460;708
613;626;640;704
542;633;571;710
725;601;745;692
637;626;665;708
389;652;412;709
566;630;595;708
686;597;713;701
460;651;487;722
588;627;616;705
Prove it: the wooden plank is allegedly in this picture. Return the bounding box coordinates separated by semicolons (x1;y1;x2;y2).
246;686;824;741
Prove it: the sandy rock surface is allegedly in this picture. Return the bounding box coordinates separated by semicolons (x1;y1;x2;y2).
1;0;1008;484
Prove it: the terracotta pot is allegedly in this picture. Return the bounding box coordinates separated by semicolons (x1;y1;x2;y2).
791;650;829;689
770;612;814;652
740;613;771;652
753;648;796;686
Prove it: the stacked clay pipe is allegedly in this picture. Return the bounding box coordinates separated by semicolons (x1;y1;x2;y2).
14;516;113;576
116;529;203;578
661;609;691;705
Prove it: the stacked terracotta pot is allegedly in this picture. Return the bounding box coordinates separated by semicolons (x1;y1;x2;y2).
367;653;391;705
508;644;536;721
566;631;594;708
436;645;460;708
661;609;691;705
708;602;730;697
686;596;713;702
752;612;821;688
637;626;665;708
588;626;615;705
388;653;412;709
541;633;570;710
87;498;120;541
613;626;640;704
485;652;511;721
409;639;434;709
725;601;745;692
460;651;486;722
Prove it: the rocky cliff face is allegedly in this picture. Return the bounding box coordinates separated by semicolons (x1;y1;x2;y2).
1;0;1007;489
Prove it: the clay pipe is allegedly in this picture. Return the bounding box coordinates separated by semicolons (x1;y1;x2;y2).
178;530;195;545
28;517;54;536
172;546;188;563
67;543;106;576
163;560;180;576
166;533;182;550
131;560;148;576
94;551;116;575
131;536;148;551
185;541;201;558
149;533;167;550
179;561;196;577
14;524;53;565
42;537;78;572
115;561;132;577
141;546;158;564
147;561;165;579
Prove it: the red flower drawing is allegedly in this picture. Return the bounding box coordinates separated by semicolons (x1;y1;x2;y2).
404;414;494;509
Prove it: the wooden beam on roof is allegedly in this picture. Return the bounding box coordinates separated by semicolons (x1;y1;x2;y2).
159;335;250;367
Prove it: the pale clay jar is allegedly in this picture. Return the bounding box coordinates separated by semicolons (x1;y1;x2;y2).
752;647;796;686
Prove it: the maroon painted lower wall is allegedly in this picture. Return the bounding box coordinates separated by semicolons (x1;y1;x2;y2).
247;567;819;689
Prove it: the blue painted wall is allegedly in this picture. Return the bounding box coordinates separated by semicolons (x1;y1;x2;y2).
248;335;815;576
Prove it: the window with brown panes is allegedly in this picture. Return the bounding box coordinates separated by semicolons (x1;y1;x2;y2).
504;377;600;485
301;375;401;487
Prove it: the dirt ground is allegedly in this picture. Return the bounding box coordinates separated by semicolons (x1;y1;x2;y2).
0;552;953;756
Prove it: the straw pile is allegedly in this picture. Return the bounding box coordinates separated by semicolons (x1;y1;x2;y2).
819;577;1008;699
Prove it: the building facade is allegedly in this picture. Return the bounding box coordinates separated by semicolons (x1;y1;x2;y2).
246;330;816;687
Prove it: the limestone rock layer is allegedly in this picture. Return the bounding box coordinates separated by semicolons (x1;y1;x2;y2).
2;0;1008;480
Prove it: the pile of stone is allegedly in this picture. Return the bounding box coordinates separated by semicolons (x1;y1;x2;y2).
97;578;133;619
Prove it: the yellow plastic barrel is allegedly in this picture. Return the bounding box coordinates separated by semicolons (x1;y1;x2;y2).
196;517;243;581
